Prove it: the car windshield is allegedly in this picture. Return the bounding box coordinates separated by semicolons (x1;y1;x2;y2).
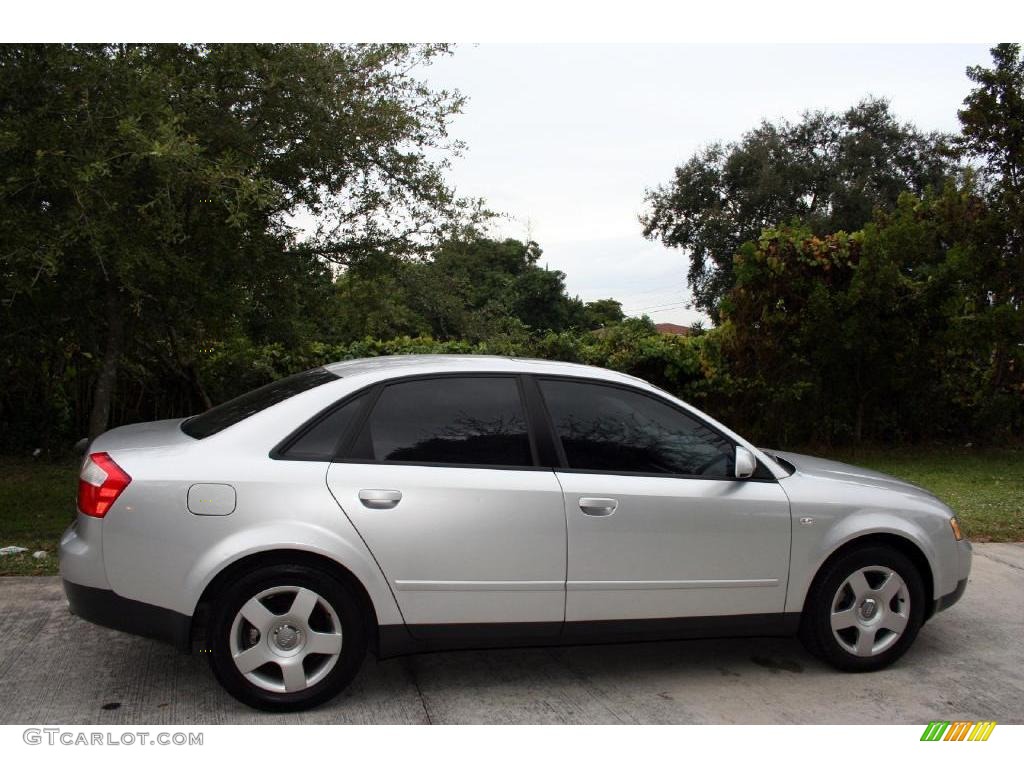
181;367;340;439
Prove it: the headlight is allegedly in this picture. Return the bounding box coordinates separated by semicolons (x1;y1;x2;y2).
949;517;964;541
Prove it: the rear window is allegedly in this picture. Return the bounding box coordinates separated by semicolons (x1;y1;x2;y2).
181;367;339;439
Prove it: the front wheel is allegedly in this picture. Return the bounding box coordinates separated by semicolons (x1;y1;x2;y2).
799;546;926;672
207;564;367;711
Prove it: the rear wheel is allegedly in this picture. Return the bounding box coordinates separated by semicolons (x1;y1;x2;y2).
207;564;366;711
800;545;925;672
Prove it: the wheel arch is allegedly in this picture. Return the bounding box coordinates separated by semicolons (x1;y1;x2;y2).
801;533;937;621
191;549;382;654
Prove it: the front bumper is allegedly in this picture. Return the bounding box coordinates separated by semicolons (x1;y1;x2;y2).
933;538;972;615
63;579;192;651
934;577;968;613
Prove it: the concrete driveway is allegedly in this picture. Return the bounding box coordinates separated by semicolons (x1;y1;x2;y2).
1;543;1022;725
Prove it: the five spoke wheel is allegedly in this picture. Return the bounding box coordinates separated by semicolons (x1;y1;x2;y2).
829;565;910;657
229;585;344;693
799;545;924;671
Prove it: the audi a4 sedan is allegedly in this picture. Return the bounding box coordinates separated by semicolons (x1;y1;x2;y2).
60;355;971;710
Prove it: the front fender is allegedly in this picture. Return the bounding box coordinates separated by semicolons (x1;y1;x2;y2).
785;510;945;615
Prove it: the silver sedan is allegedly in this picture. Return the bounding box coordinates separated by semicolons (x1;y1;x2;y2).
60;355;972;710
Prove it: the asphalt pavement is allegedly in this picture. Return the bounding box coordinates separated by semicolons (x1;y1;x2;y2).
1;543;1021;724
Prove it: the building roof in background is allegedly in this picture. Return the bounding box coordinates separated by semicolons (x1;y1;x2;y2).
654;323;692;336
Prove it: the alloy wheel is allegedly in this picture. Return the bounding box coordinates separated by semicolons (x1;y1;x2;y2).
228;585;343;693
829;565;910;657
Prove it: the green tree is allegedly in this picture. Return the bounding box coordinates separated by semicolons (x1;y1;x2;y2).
582;298;625;329
960;43;1024;191
957;43;1024;409
717;178;1022;445
641;99;955;317
326;236;591;345
404;237;586;341
0;44;469;439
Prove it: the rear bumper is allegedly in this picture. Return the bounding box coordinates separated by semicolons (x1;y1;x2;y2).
63;579;192;651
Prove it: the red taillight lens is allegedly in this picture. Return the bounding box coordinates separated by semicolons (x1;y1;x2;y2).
77;452;131;518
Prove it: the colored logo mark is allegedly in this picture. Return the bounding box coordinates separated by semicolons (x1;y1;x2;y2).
920;721;996;741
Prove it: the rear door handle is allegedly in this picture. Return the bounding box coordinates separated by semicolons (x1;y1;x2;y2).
358;489;402;509
579;497;618;516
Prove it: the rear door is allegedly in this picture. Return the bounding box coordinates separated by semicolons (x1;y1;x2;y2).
325;375;567;637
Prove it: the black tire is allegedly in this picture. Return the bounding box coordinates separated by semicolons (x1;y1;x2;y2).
799;545;926;672
207;564;367;711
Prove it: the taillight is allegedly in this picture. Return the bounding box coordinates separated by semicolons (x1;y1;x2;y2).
78;452;131;518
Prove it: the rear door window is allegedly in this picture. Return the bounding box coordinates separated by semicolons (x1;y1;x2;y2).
351;377;534;467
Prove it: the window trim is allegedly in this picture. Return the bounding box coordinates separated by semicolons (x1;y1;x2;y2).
530;374;777;483
274;372;546;471
271;368;775;481
520;375;562;467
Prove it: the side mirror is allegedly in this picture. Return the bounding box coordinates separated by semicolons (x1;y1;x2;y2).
735;446;756;479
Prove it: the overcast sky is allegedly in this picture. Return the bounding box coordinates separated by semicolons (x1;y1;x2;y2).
424;44;993;325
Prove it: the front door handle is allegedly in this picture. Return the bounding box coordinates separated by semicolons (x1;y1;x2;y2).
358;489;402;509
579;497;618;516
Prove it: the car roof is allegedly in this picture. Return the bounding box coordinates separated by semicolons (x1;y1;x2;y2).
322;354;648;387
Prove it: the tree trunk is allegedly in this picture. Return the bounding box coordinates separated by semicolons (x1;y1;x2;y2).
88;285;124;439
186;362;213;412
165;326;213;412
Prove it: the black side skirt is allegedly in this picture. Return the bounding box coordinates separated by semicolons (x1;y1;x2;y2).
63;579;802;660
377;612;802;659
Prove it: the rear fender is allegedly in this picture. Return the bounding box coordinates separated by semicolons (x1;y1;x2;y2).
184;520;404;626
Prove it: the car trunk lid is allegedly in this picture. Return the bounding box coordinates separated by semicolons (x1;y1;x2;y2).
88;418;194;453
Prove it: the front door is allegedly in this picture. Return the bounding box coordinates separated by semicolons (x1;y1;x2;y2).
535;378;791;624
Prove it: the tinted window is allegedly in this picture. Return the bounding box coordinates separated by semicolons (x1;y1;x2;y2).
182;367;339;439
280;392;369;460
356;377;533;466
539;379;734;477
